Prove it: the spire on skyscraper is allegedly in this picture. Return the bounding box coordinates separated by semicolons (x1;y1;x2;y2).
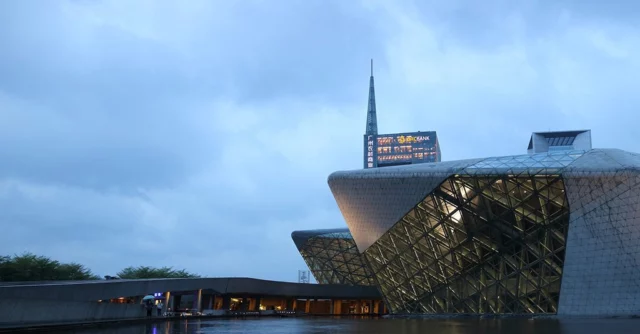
365;59;378;136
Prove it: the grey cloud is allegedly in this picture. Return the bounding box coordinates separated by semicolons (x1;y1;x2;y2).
0;0;383;192
372;0;640;160
0;0;379;280
2;0;640;281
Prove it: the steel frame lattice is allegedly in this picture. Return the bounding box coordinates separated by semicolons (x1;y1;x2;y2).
298;232;376;286
364;174;570;314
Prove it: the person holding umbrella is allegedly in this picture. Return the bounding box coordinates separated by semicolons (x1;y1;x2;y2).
142;295;155;317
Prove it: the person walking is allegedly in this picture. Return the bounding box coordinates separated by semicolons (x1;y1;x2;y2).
157;301;164;316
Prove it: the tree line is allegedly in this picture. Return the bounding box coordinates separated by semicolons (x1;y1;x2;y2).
0;253;200;282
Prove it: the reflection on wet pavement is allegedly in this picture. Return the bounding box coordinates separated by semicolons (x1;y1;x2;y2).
59;317;640;334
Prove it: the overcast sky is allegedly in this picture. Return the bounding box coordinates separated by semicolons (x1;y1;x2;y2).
1;0;639;282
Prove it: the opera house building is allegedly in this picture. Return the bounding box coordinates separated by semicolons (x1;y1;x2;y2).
293;130;640;316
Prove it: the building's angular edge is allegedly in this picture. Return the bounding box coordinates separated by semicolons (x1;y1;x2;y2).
327;158;497;253
557;148;640;316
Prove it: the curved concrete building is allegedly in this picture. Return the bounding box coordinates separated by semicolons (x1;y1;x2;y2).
291;228;375;286
327;148;640;316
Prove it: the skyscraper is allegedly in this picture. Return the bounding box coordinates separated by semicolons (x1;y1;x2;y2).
363;60;441;169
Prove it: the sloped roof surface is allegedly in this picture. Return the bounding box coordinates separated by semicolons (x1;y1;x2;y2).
328;149;640;252
291;228;351;250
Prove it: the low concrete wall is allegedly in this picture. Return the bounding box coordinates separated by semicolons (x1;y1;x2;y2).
0;298;146;327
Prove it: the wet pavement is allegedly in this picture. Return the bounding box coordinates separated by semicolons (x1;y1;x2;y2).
54;316;640;334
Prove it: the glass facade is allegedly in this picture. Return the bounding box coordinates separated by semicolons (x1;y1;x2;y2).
363;174;570;314
295;230;376;286
464;150;584;173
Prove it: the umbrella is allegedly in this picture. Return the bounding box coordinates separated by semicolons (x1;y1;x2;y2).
142;295;155;301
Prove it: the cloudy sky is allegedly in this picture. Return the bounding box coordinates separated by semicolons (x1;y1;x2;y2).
1;0;639;282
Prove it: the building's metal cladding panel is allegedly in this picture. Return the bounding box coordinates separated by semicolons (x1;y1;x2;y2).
558;149;640;316
328;159;483;253
291;228;376;286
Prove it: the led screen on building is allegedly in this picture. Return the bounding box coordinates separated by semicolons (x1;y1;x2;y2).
364;131;440;169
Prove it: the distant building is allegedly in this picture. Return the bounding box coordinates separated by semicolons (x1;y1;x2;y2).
363;60;441;169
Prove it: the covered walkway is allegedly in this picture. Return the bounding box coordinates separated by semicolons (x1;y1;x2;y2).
0;277;386;328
